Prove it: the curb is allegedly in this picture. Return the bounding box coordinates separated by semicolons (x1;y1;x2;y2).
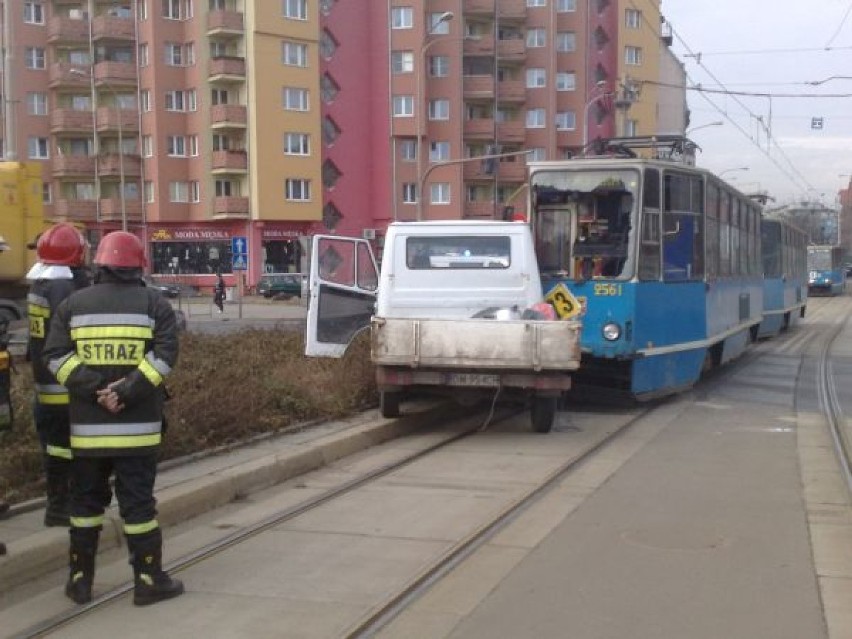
0;404;445;594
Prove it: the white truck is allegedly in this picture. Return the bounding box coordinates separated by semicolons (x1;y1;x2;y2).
305;221;582;432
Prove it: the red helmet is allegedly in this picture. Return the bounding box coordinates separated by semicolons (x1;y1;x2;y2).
94;231;147;268
37;223;87;266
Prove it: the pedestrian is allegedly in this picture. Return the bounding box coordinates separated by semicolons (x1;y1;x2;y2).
213;272;225;313
43;231;184;606
27;223;91;527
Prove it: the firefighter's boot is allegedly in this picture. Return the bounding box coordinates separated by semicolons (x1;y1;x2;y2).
129;531;184;606
44;456;71;527
65;528;99;604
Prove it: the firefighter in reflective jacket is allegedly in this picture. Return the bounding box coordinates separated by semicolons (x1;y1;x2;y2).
27;223;91;527
43;231;183;606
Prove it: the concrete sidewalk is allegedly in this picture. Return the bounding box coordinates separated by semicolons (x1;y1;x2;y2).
0;401;444;595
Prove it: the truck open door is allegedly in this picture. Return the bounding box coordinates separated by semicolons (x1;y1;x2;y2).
305;235;379;357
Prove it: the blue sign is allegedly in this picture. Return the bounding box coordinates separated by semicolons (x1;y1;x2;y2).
231;236;248;270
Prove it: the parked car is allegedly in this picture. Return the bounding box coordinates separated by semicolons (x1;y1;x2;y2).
257;273;303;299
143;276;181;298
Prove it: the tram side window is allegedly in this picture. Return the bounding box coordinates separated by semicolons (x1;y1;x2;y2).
639;168;661;280
762;222;781;278
719;191;731;277
705;181;719;279
662;172;704;282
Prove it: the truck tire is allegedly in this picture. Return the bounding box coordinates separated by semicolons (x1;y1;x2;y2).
530;396;557;433
380;391;401;418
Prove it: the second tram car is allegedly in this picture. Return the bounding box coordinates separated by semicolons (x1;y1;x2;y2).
807;245;846;296
528;158;765;400
757;218;808;338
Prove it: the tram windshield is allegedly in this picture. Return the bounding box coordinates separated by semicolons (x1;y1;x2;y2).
530;169;639;281
807;248;833;271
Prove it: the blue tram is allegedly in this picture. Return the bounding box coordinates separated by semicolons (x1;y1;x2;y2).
757;218;808;339
527;158;764;400
807;245;846;296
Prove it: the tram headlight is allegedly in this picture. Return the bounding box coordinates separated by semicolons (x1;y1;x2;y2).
602;322;622;341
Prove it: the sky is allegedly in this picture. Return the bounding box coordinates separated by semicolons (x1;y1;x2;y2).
660;0;852;207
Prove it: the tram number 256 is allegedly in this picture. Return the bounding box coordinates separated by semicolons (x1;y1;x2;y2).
593;283;623;297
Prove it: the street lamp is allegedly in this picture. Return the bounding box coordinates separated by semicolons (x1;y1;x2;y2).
70;68;127;231
416;11;454;221
686;121;723;135
718;166;749;178
582;81;613;155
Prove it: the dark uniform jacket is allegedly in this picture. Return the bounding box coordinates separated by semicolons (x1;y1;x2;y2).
42;271;179;457
28;268;90;406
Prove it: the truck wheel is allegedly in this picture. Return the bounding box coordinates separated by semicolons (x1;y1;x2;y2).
530;396;557;433
380;391;401;418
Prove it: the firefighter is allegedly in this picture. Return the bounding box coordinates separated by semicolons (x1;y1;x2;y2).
43;231;183;606
27;223;90;527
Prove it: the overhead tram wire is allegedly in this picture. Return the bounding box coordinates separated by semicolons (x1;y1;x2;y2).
824;0;852;49
642;80;852;100
626;0;817;195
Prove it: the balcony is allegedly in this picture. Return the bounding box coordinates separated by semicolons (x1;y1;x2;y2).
464;201;498;219
49;63;92;89
210;104;247;129
211;150;248;173
463;75;494;99
52;156;97;177
464;0;495;14
209;57;246;81
464;118;496;140
54;199;98;222
47;16;89;44
92;15;135;41
96;107;139;133
50;109;94;133
497;121;525;143
99;198;143;224
464;35;495;56
93;61;137;86
499;0;527;19
207;10;244;35
212;196;250;218
497;79;526;102
463;158;526;182
497;38;526;61
98;154;142;178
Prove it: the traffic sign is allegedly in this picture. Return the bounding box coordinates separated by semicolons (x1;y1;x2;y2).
231;236;248;271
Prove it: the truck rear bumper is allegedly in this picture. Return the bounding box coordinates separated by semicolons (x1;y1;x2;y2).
376;366;572;391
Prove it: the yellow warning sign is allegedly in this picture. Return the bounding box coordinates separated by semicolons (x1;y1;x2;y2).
545;282;582;319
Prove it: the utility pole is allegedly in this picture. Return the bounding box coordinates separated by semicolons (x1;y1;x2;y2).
2;1;16;159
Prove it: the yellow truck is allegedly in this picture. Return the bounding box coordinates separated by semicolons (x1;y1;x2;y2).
0;162;48;321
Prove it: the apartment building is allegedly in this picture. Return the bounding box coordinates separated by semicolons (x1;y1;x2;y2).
0;1;681;285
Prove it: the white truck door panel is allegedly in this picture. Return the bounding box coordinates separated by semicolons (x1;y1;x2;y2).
305;235;378;358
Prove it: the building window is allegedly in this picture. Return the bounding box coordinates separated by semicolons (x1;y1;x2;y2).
402;183;417;204
625;119;638;136
25;47;46;70
283;0;307;20
215;179;236;197
42;182;52;204
430;183;450;205
284;132;310;155
391;7;413;29
556;72;576;91
526;108;546;128
528;147;546;161
140;90;151;112
282;41;308;67
169;181;192;202
286;178;311;201
555;111;576;130
428;99;450;120
320;30;338;59
28;137;49;159
26;93;47;116
138;43;149;67
322;117;341;143
625;46;643;65
430;141;450;161
211;88;229;105
188;135;199;156
526;28;546;48
212;134;229;151
393;95;414;117
400;140;417;161
167;135;187;157
526;0;546;6
190;181;200;203
391;51;414;74
322;161;341;188
165;43;194;66
428;12;450;34
165;90;196;111
557;0;576;11
138;1;148;20
625;8;641;29
24;2;45;25
320;74;340;103
556;32;576;52
163;0;193;20
526;68;546;88
319;0;336;15
283;87;309;111
429;55;449;77
144;181;154;203
142;135;153;157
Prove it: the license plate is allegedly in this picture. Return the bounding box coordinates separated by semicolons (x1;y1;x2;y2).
444;373;500;387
